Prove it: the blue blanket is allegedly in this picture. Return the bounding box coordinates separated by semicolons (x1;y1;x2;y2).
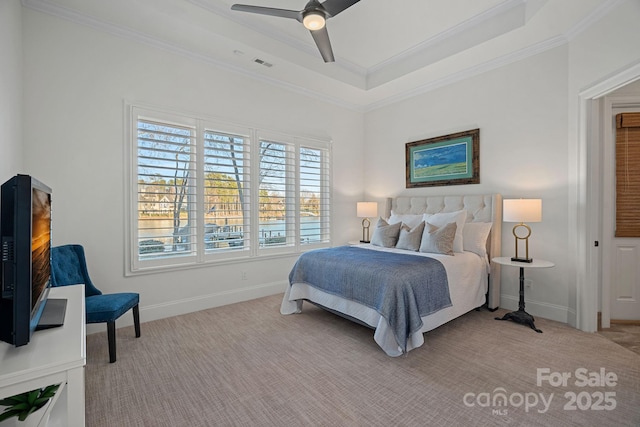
288;246;451;352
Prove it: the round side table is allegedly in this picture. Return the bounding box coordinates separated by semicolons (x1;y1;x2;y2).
491;257;555;333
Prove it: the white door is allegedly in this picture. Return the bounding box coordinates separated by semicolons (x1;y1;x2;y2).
609;241;640;319
603;102;640;322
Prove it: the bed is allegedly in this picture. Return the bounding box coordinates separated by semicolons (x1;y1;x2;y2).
281;194;502;356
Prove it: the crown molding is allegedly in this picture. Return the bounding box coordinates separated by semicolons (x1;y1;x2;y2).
363;35;568;112
565;0;625;41
21;0;366;112
366;6;528;88
187;0;367;79
21;0;623;113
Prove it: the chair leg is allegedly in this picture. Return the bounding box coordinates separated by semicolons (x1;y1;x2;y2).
133;304;141;338
107;321;116;363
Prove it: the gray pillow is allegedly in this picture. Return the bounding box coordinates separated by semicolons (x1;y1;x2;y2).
419;222;457;255
370;217;402;248
396;221;425;251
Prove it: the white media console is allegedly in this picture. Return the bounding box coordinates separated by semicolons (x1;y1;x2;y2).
0;285;86;426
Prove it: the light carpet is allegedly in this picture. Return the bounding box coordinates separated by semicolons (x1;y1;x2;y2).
85;294;640;426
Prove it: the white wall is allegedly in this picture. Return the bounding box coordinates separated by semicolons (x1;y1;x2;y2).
21;8;364;325
610;79;640;95
362;0;640;327
0;0;23;177
566;0;640;329
364;47;571;323
17;1;640;330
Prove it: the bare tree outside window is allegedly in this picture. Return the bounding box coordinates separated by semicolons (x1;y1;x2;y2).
137;120;194;257
131;107;331;272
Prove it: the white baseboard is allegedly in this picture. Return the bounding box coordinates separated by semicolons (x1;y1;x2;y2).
500;294;577;326
86;280;288;335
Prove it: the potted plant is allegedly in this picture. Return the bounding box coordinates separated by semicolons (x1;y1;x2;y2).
0;384;59;425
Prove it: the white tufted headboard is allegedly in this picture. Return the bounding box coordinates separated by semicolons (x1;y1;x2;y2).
385;194;502;310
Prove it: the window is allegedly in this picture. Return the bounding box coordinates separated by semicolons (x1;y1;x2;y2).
258;139;292;249
128;106;331;273
615;112;640;237
203;128;250;254
257;137;331;253
299;146;330;244
136;118;197;265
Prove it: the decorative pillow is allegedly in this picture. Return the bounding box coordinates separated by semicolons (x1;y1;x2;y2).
422;209;467;253
395;221;425;251
388;211;423;229
462;222;492;257
370;217;402;248
419;222;457;256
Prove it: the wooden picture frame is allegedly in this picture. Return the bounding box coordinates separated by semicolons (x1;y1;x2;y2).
406;129;479;188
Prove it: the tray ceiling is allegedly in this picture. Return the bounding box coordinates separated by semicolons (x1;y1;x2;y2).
23;0;618;110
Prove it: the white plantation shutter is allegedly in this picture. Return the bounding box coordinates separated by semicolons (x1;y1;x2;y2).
258;136;331;253
299;145;330;245
129;105;331;273
259;139;295;249
203;128;251;253
136;118;197;263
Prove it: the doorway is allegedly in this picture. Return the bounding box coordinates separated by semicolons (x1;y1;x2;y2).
578;60;640;333
601;99;640;327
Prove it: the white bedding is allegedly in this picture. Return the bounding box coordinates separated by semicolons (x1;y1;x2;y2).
281;244;488;356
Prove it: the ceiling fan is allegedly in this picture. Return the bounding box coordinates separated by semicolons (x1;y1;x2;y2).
230;0;361;63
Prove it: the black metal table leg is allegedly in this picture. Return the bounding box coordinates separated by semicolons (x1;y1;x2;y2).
495;266;542;333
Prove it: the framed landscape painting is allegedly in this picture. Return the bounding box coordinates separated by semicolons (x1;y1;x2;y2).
405;129;479;188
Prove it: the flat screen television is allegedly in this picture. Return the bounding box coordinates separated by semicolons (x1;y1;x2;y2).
0;174;60;347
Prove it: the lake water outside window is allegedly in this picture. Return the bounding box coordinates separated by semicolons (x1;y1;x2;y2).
129;105;331;273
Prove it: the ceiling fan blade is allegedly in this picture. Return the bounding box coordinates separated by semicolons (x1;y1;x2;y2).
320;0;360;17
310;27;334;63
230;4;301;20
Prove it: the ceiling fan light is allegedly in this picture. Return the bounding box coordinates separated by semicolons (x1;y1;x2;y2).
303;12;325;31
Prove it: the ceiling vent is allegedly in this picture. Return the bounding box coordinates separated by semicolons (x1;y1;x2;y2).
253;58;273;68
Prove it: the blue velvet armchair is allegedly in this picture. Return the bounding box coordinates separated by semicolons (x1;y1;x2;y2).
50;244;140;363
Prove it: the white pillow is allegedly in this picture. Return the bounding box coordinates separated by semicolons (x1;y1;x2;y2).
370;217;402;248
388;211;423;228
422;209;467;253
419;222;456;256
462;222;492;257
396;221;425;251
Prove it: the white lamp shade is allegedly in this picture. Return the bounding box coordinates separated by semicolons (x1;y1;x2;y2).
503;199;542;223
303;12;326;30
357;202;378;218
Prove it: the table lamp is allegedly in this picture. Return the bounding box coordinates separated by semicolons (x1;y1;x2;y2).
503;199;542;263
357;202;378;243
